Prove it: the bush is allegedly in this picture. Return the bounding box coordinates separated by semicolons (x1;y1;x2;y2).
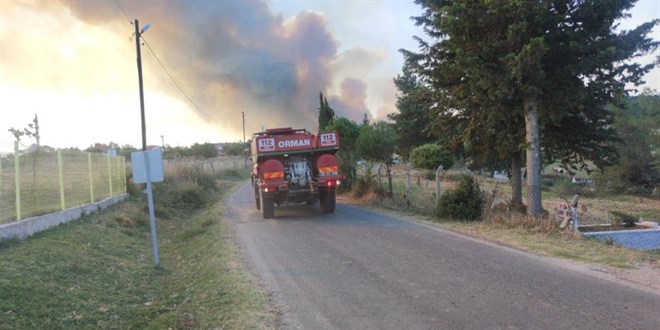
351;163;386;198
352;176;373;198
593;171;654;197
410;144;454;170
435;174;484;221
337;150;356;194
153;181;209;212
610;211;637;227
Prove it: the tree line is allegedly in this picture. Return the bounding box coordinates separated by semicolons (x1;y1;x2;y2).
322;0;658;218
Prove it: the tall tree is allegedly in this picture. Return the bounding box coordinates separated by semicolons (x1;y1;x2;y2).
318;92;335;131
388;64;435;160
355;121;398;195
326;117;361;190
605;92;659;189
404;0;658;216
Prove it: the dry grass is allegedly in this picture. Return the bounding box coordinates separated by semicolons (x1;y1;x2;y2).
378;167;659;225
347;166;659;270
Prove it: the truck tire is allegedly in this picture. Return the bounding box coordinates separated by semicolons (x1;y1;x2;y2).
319;187;336;214
319;192;327;213
326;188;336;213
260;190;275;219
254;185;261;210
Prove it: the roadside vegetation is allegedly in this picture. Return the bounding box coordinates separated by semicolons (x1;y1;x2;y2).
339;165;659;270
0;166;274;329
315;0;659;270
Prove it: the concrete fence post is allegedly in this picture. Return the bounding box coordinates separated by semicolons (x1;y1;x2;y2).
88;153;94;203
122;156;127;194
107;156;113;197
116;156;121;194
57;149;65;210
0;155;3;200
435;165;444;205
14;141;21;221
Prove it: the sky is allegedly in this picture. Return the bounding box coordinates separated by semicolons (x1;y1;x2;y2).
0;0;658;153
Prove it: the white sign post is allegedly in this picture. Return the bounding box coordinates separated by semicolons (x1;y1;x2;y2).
131;148;164;266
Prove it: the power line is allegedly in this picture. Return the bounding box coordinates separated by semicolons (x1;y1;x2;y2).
113;0;221;124
113;0;130;23
140;38;218;122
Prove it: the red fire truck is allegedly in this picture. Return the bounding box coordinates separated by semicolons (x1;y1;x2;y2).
250;127;342;218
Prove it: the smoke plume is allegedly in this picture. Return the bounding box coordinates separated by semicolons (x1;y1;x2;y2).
58;0;343;134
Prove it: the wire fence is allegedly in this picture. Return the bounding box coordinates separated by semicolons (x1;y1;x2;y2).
162;156;249;178
0;143;126;224
361;163;457;216
365;163;659;227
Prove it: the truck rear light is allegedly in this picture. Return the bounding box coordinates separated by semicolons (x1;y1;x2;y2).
264;187;270;193
263;171;283;180
336;180;341;186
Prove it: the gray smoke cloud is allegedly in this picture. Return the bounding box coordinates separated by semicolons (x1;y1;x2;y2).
57;0;346;135
330;78;371;122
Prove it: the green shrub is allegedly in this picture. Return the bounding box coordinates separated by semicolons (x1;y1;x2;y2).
153;181;209;211
337;150;356;194
443;171;467;182
178;185;207;210
352;175;382;198
435;174;484;221
351;163;386;198
410;144;454;170
192;171;218;191
610;211;637;227
541;176;556;192
125;175;142;197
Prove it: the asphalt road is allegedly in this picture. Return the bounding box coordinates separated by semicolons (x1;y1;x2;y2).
225;183;660;330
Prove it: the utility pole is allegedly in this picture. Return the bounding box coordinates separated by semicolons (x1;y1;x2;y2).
242;111;246;142
160;135;164;148
242;111;247;168
135;19;147;151
134;19;159;266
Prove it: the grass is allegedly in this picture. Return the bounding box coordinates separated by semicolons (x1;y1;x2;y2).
0;151;126;224
348;167;659;270
0;168;275;329
446;221;658;269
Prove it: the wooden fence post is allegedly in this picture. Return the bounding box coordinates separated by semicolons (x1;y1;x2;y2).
14;141;21;221
571;194;580;232
405;164;411;199
88;153;94;203
435;165;443;205
376;164;382;188
57;149;65;210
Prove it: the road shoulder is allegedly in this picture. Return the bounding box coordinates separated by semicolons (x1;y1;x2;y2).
337;194;660;294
